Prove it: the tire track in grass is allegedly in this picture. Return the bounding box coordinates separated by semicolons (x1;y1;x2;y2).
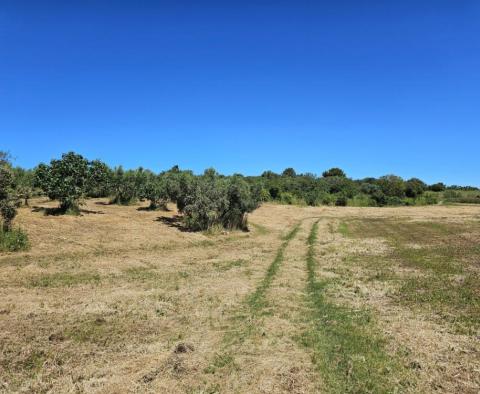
301;220;413;393
247;221;302;313
199;221;306;392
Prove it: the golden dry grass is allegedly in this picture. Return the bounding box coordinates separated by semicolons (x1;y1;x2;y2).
1;199;479;393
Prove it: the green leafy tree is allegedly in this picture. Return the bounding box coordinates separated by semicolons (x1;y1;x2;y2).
141;174;169;210
282;168;297;177
322;167;346;178
405;178;426;198
34;152;90;213
377;175;406;198
87;160;113;198
429;182;446;192
0;152;19;231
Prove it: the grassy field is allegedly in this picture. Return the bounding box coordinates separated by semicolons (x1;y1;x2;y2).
1;199;479;393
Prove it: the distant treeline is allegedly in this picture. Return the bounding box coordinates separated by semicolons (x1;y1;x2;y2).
2;152;480;235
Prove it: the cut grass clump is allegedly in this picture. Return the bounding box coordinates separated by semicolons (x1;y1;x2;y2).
302;221;412;393
0;227;29;252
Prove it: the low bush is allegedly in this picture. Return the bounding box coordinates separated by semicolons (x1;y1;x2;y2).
0;227;29;252
182;171;259;231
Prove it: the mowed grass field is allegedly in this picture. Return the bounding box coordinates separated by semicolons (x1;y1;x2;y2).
1;199;479;393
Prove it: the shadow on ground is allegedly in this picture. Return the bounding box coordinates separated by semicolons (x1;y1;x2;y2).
156;215;191;232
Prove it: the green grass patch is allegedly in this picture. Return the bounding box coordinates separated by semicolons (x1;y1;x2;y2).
0;227;29;252
397;273;480;334
339;218;480;334
204;353;237;374
213;259;247;271
249;222;270;235
301;221;412;393
28;272;101;287
338;222;349;237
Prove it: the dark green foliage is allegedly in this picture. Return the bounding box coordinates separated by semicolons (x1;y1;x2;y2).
0;152;18;231
86;160;113;198
34;152;90;213
110;167;145;205
335;194;348;206
377;175;405;198
322;167;346;177
0;227;29;252
405;178;426;198
429;182;446;192
140;174;169;210
281;167;296;177
182;170;259;231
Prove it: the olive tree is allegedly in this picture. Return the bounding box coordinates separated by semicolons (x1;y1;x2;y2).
0;163;17;231
181;169;259;231
141;174;169;210
34;152;89;213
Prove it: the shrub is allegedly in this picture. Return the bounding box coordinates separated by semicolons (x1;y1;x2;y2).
110;167;140;205
0;227;29;252
279;192;296;205
349;194;376;207
335;194;348;206
443;190;460;199
429;182;446;192
259;188;271;202
183;169;229;231
182;170;259;231
405;178;426;198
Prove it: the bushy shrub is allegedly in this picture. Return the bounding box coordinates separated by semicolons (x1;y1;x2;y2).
349;194;376;207
429;182;446;192
405;178;426;198
110;167;141;205
335;194;348;206
279;192;296;205
0;227;29;252
182;170;259;231
443;190;460;199
259;188;271;202
418;192;439;205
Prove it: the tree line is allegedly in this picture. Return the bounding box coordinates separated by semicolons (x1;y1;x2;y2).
1;151;478;250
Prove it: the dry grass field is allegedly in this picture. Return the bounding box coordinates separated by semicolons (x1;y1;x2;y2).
1;199;479;393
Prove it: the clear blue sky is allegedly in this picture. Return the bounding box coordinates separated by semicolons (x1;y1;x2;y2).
1;1;479;185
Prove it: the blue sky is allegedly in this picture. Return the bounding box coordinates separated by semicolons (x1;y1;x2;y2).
1;1;479;185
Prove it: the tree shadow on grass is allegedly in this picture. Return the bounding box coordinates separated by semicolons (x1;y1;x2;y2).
156;215;192;232
95;201;111;206
137;206;171;212
31;206;104;216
